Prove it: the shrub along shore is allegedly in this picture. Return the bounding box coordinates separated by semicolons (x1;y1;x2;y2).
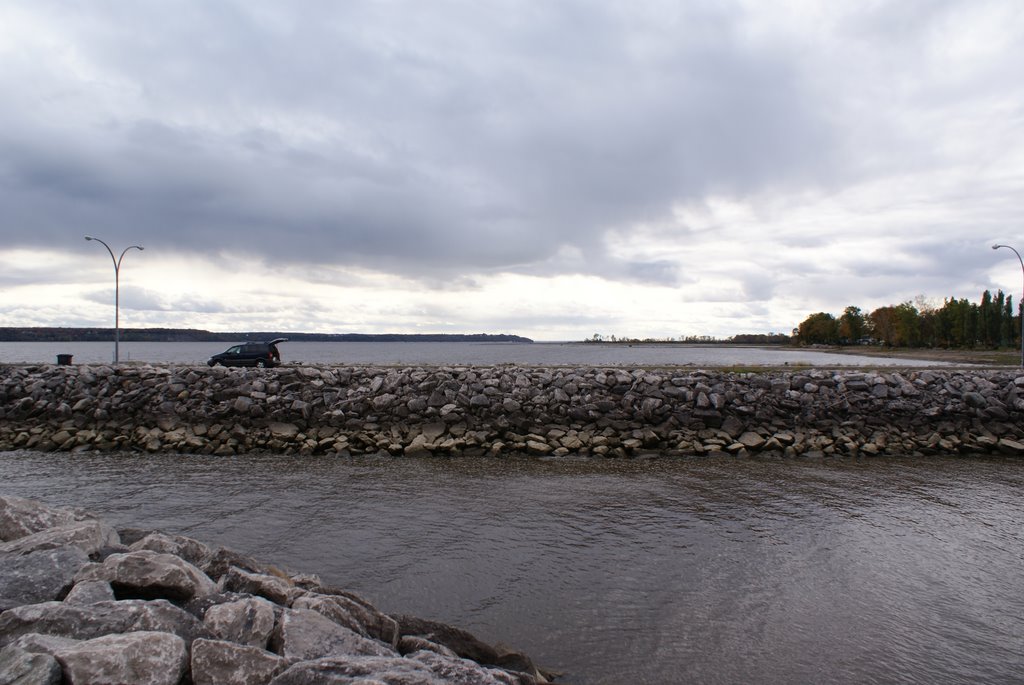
1;363;1022;458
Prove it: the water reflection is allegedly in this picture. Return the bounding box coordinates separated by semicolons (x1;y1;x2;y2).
1;451;1021;685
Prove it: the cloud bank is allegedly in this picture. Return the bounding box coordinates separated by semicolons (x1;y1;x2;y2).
0;0;1021;338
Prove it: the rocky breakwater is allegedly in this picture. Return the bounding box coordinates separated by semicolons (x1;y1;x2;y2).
0;494;553;684
1;364;1023;457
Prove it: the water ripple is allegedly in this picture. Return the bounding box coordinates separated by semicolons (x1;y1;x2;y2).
1;451;1022;684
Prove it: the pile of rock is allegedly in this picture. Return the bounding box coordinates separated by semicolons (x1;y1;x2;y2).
0;494;552;684
0;364;1022;457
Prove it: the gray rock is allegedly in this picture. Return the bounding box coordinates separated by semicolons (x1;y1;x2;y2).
116;527;155;547
410;649;519;685
398;636;458;658
129;531;212;566
719;416;744;438
421;423;446;441
219;566;303;607
393;615;546;681
0;644;62;685
268;654;444;685
269;423;300;439
191;638;289;685
964;392;988;408
0;599;208;648
0;520;121;558
204;596;277;648
372;393;397;410
4;363;1024;466
291;594;366;636
75;549;218;601
0;545;90;610
269;608;396;661
63;580;116;605
202;547;268;581
404;434;433;458
18;630;187;685
997;438;1024;454
394;614;500;666
0;495;94;542
293;592;400;647
8;633;78;654
738;432;766;450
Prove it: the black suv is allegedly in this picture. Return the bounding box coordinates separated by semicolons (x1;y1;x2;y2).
207;338;287;368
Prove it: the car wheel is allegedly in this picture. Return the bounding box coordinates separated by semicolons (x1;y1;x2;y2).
256;359;267;368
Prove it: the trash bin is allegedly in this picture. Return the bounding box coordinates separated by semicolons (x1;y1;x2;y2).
56;354;73;365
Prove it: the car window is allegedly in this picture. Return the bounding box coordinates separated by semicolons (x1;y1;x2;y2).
227;346;242;355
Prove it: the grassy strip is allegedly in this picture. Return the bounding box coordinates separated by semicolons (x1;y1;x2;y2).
818;346;1021;366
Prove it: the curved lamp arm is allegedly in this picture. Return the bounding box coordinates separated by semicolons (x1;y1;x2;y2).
85;236;145;363
992;244;1024;368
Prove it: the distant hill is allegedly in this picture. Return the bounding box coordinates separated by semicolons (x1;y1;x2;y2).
0;327;533;344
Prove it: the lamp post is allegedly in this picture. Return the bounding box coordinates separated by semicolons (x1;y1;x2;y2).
992;243;1024;368
85;236;144;364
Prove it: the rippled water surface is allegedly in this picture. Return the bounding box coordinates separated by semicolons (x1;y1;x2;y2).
0;340;951;367
2;451;1021;684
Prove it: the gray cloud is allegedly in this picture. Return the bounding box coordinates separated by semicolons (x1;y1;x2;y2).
0;1;855;274
0;0;1021;338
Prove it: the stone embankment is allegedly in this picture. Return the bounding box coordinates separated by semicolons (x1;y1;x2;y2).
0;494;553;685
1;364;1023;458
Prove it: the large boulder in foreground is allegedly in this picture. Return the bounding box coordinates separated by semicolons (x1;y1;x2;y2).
11;631;187;685
0;520;121;558
190;638;289;685
75;549;218;602
0;644;61;685
293;592;400;647
0;495;95;542
269;608;396;661
0;599;208;648
203;597;277;648
129;531;213;567
0;546;90;610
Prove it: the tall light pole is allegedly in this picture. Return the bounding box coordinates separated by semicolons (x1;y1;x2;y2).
992;243;1024;368
85;236;144;364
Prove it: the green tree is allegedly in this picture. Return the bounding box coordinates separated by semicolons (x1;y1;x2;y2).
993;290;1006;345
797;312;839;345
1003;295;1015;347
868;306;898;346
837;306;867;343
893;302;920;347
980;290;994;346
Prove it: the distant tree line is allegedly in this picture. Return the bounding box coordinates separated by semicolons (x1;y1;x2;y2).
795;290;1020;348
0;328;534;344
583;333;791;345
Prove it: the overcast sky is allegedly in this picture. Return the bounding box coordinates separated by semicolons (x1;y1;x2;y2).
1;0;1022;340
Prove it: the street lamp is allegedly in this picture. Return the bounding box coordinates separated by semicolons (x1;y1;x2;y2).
85;236;144;364
992;243;1024;368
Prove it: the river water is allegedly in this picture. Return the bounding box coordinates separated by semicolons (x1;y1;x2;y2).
0;341;951;367
1;451;1021;684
